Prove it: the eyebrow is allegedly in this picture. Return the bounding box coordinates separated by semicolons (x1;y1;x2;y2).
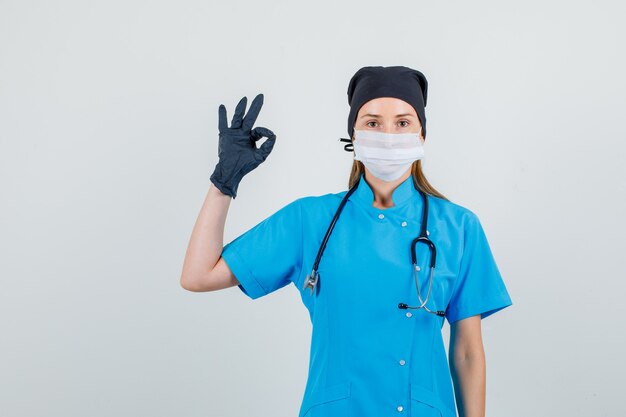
359;113;415;118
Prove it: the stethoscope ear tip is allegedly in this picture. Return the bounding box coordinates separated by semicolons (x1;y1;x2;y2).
338;137;354;152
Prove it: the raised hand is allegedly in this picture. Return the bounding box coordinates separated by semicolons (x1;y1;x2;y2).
209;93;276;199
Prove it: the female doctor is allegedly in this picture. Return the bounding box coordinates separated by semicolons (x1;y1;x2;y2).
180;65;513;417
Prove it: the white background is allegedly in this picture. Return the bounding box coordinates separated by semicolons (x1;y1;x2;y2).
1;1;625;416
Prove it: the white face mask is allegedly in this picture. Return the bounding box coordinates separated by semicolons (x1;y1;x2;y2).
352;128;424;182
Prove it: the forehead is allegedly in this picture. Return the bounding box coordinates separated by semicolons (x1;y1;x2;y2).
357;97;416;116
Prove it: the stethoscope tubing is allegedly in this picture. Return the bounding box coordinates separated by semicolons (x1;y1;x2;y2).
302;175;444;317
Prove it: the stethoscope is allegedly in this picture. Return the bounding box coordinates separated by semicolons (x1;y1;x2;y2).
302;174;446;317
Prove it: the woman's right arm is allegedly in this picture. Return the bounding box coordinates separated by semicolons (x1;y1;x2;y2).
179;182;237;292
180;93;276;292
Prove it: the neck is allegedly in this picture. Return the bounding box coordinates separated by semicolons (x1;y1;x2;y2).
363;168;412;209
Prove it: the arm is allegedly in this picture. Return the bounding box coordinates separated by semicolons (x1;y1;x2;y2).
449;314;486;417
180;183;238;292
179;93;276;293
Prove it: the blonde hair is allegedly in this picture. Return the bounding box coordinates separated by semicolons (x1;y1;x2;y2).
347;160;449;201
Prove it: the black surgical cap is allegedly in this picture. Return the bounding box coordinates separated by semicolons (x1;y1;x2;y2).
346;65;428;142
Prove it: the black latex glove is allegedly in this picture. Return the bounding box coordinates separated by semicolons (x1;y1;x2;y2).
209;93;276;199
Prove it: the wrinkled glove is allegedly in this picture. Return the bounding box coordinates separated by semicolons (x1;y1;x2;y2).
209;93;276;199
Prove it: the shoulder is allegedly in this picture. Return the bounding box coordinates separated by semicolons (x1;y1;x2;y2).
427;194;481;231
265;189;347;221
292;190;348;224
295;190;346;209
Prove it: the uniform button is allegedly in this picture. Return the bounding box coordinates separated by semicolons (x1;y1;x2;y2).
397;405;404;412
426;229;430;236
399;359;406;366
378;213;385;219
405;312;412;318
401;221;407;227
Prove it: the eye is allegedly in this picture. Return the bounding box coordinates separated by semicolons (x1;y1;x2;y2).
366;121;379;128
398;120;409;127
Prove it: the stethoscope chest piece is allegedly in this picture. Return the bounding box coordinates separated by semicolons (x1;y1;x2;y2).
302;269;320;295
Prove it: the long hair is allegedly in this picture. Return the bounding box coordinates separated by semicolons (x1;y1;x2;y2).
348;160;449;201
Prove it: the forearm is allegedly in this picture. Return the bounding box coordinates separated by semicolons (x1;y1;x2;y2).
180;182;231;290
450;348;486;417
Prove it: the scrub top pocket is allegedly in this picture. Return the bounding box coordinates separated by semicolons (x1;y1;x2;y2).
300;381;352;417
410;384;456;417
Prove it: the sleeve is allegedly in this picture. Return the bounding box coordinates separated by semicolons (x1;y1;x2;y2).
220;198;303;300
445;211;513;325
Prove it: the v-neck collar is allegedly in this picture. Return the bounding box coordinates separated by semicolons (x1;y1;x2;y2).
350;172;422;213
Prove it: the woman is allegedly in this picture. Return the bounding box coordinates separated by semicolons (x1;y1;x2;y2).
181;65;513;417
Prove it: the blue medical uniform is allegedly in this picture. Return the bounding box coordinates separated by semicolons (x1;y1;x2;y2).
221;172;513;417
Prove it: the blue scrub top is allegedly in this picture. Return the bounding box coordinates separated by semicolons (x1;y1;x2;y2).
221;172;513;417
